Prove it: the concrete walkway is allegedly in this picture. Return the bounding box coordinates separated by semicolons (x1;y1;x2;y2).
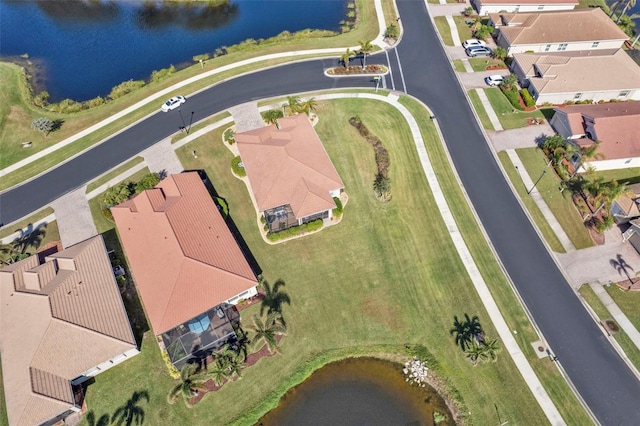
474;88;503;131
315;92;564;425
445;16;461;46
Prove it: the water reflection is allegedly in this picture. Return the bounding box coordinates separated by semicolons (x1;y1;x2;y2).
135;1;239;31
257;357;454;426
36;0;119;22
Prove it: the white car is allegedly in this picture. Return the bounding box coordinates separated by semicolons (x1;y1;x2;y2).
484;75;505;86
161;95;186;112
462;39;487;49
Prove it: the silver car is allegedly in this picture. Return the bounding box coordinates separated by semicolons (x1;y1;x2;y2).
465;46;492;57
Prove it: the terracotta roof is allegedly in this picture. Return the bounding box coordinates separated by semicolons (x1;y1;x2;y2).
0;236;137;426
235;114;344;218
513;49;640;95
492;9;627;45
553;102;640;159
481;0;577;4
111;172;257;334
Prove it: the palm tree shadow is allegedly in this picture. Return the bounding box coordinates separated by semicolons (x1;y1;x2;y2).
85;411;110;426
260;279;291;325
13;222;47;254
610;254;635;286
111;390;150;426
450;313;484;351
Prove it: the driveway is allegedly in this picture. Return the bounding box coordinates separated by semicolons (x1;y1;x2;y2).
487;124;554;151
457;69;510;89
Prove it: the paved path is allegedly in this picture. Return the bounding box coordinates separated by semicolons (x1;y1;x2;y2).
487;125;552;151
445;16;461;46
474;88;503;131
50;187;97;248
141;138;184;175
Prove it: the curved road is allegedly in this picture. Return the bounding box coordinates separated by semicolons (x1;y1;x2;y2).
2;1;639;423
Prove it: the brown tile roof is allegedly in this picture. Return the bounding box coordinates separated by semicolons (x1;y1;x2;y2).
492;9;627;45
235;114;344;218
554;102;640;159
111;172;257;334
0;236;137;426
482;0;577;4
513;49;640;95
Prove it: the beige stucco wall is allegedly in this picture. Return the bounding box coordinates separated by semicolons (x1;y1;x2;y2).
534;89;640;105
505;39;626;54
477;3;575;15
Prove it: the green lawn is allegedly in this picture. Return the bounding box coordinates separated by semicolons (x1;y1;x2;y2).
171;112;231;144
468;58;507;72
80;97;590;425
483;88;546;129
85;157;144;194
453;59;466;73
497;151;565;253
467;89;494;131
606;285;640;330
593;167;640;186
453;16;473;42
0;207;54;240
0;0;381;190
434;16;453;46
515;148;594;249
579;285;640;373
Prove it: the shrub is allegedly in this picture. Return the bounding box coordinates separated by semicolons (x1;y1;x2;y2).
193;53;210;63
332;196;343;218
231;156;246;177
33;91;49;108
150;65;176;83
434;411;446;424
109;79;145;100
215;197;229;218
474;24;494;40
384;23;399;39
135;172;162;193
266;219;323;241
500;86;523;110
224;128;236;145
49;98;83;113
31;117;55;137
84;96;106;108
260;215;266;224
161;350;180;379
520;88;535;107
102;182;133;208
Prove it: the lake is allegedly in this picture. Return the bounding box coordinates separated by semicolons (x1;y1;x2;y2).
0;0;348;102
256;357;455;426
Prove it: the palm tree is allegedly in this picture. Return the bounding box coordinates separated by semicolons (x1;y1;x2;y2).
482;338;501;362
373;173;391;201
167;364;209;408
300;97;317;117
616;0;636;23
358;40;374;69
263;109;283;125
207;363;229;387
341;48;354;68
464;342;486;365
247;312;287;355
0;242;18;265
111;390;149;426
283;95;302;116
260;279;291;320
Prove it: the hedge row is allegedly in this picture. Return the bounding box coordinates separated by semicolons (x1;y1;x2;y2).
500;86;523;111
266;219;323;242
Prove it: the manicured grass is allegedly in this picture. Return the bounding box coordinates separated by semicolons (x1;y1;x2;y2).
577;0;609;10
85;157;144;194
0;207;54;239
606;285;640;330
579;285;640;373
0;0;380;189
171;112;231;144
468;58;507;72
453;59;466;72
80;98;576;425
434;17;453;46
453;16;473;42
594;167;640;186
484;88;545;129
497;151;565;253
467;89;494;131
516;148;594;249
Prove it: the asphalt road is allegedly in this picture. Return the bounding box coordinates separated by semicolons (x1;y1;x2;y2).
1;1;639;423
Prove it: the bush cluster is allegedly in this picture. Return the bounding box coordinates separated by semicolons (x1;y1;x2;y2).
231;156;246;177
332;196;343;218
266;219;323;241
150;65;176;83
101;172;162;209
349;116;390;177
520;88;535;107
328;65;387;75
500;86;523;110
224;128;236;145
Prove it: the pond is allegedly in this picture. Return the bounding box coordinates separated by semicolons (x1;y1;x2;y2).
0;0;348;102
256;357;455;426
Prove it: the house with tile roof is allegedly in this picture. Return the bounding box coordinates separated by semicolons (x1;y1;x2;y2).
0;236;138;426
511;49;640;105
550;101;640;171
235;114;345;234
472;0;577;16
111;172;258;368
490;8;628;55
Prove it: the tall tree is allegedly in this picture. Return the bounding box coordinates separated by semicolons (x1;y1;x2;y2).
31;117;55;138
358;40;374;69
167;364;209;408
247;312;287;355
341;48;354;67
373;173;391;201
283;95;302;116
300;97;318;117
482;338;501;362
111;390;149;426
464;342;486;365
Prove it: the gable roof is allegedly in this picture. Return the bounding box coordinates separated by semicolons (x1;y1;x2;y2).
492;9;627;45
111;172;257;334
480;0;577;4
235;114;344;218
513;49;640;95
0;236;136;426
554;102;640;159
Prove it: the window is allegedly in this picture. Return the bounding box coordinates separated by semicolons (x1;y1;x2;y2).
544;44;551;52
574;93;582;100
537;5;544;9
591;41;600;48
619;90;631;98
557;43;568;51
515;5;520;11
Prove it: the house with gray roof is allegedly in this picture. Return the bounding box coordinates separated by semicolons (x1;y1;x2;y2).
490;8;628;55
0;236;138;426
